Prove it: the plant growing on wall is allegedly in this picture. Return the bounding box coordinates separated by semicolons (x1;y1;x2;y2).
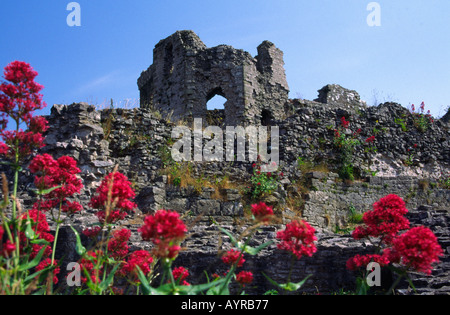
410;102;434;133
333;117;361;181
245;156;283;200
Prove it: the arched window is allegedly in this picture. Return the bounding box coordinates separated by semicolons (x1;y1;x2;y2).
206;87;227;110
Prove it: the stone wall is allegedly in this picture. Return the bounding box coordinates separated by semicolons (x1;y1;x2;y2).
2;93;446;294
138;30;289;126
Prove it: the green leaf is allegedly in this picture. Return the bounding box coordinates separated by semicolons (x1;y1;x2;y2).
218;227;239;248
24;219;36;240
24;267;49;284
70;225;86;256
243;240;274;256
35;185;62;196
180;278;227;295
30;239;51;245
99;264;120;292
18;246;47;271
263;272;312;292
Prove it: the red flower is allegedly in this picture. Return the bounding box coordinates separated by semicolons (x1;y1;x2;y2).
352;194;410;244
250;202;274;224
82;226;102;239
276;220;317;259
222;249;245;267
236;271;253;286
365;136;376;143
172;266;190;285
107;228;131;259
119;250;154;278
18;209;54;259
79;250;103;284
35;258;60;284
1;240;16;257
89;171;137;224
340;117;350;129
0;61;47;160
139;210;187;259
390;226;444;275
346;254;390;271
30;154;83;214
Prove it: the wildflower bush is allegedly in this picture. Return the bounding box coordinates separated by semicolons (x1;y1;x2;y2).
333;117;362;181
410;102;434;133
347;194;444;294
245;156;283;200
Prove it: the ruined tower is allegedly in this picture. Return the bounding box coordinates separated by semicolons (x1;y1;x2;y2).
137;30;289;126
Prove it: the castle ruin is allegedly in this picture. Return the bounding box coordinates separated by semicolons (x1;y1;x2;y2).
138;30;290;126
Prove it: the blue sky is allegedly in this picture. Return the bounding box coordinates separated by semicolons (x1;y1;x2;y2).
1;0;449;119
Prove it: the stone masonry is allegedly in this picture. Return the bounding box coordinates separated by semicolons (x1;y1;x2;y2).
138;30;289;126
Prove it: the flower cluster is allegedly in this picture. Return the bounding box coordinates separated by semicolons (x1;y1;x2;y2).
222;249;245;268
30;154;83;214
107;228;131;260
172;266;190;286
347;195;443;279
346;254;389;271
250;202;274;224
352;194;410;244
35;258;60;284
276;219;317;260
18;209;55;259
119;250;154;279
389;226;444;275
79;250;103;284
0;61;48;161
89;171;137;224
235;270;254;286
139;210;187;259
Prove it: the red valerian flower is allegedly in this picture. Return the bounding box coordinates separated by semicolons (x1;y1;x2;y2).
390;226;444;275
172;266;190;285
30;154;83;214
1;240;16;257
340;117;350;129
18;209;54;259
79;250;103;284
236;271;253;286
250;202;274;224
107;228;131;260
89;171;137;224
352;194;410;244
119;250;154;278
35;258;60;284
276;219;317;260
346;254;390;271
139;210;187;259
365;136;376;143
82;226;102;239
0;61;47;161
222;249;245;267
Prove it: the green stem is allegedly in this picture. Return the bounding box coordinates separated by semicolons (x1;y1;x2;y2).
387;273;404;295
